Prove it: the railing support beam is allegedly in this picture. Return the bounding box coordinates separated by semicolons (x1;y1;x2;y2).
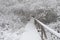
35;18;60;38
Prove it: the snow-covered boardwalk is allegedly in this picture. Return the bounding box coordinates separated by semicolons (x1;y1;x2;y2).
35;18;60;38
20;18;41;40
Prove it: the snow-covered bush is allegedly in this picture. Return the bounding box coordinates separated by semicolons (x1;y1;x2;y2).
45;9;57;23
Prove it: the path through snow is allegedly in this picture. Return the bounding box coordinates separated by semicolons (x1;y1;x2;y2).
20;18;41;40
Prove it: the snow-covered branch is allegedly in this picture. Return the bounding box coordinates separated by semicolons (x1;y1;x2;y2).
35;18;60;38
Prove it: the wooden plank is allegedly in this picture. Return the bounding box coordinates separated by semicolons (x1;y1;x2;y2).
35;18;60;38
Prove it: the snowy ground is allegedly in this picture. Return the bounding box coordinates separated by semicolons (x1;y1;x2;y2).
0;13;25;40
0;13;60;40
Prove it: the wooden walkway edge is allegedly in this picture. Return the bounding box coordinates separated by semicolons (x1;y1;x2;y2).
34;18;60;38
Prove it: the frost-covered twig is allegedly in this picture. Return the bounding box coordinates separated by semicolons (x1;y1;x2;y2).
35;18;60;38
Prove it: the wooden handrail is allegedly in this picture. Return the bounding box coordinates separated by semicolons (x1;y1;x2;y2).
34;18;60;38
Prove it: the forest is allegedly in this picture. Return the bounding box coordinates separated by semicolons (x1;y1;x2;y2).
0;0;60;40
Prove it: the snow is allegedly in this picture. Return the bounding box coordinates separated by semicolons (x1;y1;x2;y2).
20;18;41;40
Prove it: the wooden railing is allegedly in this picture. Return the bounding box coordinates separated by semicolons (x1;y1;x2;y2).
34;18;60;38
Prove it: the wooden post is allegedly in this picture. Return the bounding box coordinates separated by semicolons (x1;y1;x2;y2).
35;18;60;38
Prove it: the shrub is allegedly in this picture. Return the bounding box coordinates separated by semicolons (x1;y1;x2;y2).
37;9;58;24
45;9;57;23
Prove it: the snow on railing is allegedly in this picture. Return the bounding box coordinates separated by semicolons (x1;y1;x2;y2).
34;18;60;38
